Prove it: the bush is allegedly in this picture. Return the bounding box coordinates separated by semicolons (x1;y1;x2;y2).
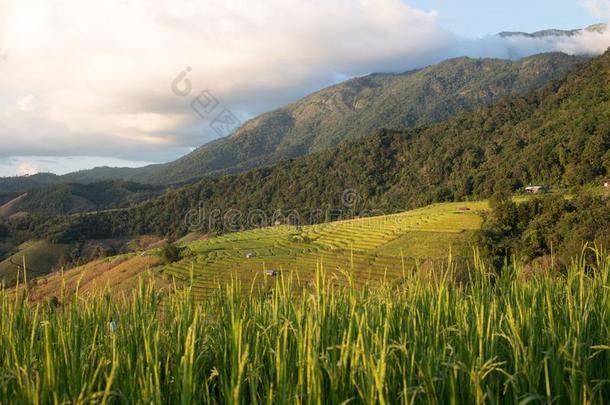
159;242;182;264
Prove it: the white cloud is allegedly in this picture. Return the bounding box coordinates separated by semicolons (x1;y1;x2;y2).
579;0;610;19
15;95;39;112
0;0;448;165
0;0;609;177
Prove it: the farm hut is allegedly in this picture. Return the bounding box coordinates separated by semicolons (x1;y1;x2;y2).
246;252;255;259
604;179;610;188
457;207;471;213
265;269;280;277
525;186;545;194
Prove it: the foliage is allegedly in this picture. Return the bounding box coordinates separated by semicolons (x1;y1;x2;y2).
10;180;164;217
0;173;65;194
1;252;609;403
478;193;610;267
159;241;183;265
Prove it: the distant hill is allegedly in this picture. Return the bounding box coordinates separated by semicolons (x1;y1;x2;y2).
0;173;65;194
0;240;71;286
1;52;585;189
0;181;165;217
43;49;610;242
498;23;607;38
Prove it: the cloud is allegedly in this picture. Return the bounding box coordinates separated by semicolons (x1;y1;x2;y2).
0;156;156;177
579;0;610;19
0;0;609;177
15;161;40;176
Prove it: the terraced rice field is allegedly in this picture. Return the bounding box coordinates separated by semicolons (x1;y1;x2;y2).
162;201;487;298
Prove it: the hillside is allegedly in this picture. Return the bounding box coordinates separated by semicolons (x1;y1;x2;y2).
39;49;610;245
25;254;164;301
133;52;585;184
0;52;584;190
0;181;164;217
0;240;71;286
0;194;28;217
0;173;65;194
24;200;484;300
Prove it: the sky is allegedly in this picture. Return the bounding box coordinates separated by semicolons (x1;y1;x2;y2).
0;0;609;177
407;0;599;38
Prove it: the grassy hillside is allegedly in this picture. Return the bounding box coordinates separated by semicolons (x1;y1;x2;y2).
161;201;486;299
21;200;485;300
0;240;71;286
0;193;28;217
26;254;165;301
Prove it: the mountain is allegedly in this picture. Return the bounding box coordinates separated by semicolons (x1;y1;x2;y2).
0;173;65;195
41;48;610;242
499;29;582;38
130;52;586;185
498;23;608;38
1;52;584;190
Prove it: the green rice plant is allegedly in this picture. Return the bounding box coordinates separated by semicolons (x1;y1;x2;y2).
0;249;608;404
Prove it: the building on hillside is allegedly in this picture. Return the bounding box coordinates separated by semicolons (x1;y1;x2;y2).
246;252;255;259
604;179;610;188
525;185;546;194
456;207;471;213
265;269;280;277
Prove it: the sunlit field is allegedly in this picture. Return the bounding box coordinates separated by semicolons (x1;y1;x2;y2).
163;201;486;299
2;249;609;404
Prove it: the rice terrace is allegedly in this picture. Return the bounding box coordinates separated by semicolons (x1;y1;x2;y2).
1;0;610;403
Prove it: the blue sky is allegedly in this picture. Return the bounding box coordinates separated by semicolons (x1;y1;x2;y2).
408;0;599;37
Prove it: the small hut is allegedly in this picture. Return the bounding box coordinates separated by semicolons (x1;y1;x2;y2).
265;269;280;277
525;186;545;194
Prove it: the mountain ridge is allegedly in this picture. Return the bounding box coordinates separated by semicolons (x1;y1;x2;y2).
498;23;608;38
0;52;586;191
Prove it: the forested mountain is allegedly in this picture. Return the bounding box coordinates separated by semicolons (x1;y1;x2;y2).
0;52;584;190
36;49;610;243
0;173;65;195
130;52;586;185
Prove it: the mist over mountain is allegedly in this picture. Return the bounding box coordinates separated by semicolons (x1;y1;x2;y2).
498;23;608;38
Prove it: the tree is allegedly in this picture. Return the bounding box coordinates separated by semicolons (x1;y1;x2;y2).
159;241;182;264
